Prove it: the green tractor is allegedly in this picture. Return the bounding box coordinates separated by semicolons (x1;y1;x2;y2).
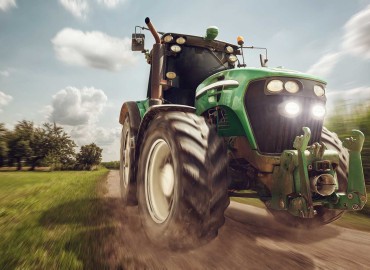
119;18;367;249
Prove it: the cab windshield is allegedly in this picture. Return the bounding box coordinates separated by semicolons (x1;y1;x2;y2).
166;46;230;90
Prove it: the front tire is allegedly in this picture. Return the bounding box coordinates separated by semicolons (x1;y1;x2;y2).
270;127;349;228
137;112;229;249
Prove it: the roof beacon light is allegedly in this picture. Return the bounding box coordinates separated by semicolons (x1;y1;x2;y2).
237;36;244;46
205;26;219;41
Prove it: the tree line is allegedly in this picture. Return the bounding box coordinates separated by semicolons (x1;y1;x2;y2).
0;121;102;171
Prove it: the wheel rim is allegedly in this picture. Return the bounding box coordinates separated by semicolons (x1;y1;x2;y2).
145;139;175;224
121;124;130;190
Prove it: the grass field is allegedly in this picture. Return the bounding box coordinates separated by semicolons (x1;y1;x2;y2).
0;169;109;269
0;171;369;269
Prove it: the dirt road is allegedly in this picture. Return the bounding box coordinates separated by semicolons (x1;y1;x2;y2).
103;170;370;269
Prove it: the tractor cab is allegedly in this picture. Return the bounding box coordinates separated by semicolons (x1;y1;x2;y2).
158;32;239;106
132;21;239;106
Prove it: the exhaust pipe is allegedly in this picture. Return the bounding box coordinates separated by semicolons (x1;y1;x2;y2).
145;17;161;44
311;174;336;196
145;17;163;104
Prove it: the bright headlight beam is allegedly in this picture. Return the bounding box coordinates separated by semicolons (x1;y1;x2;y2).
312;104;326;118
285;102;300;116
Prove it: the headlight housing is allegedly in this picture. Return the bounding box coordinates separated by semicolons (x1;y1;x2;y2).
225;46;234;54
170;45;181;53
176;37;186;44
163;35;173;43
267;80;284;92
227;54;238;63
285;81;300;93
166;72;177;79
314;85;325;97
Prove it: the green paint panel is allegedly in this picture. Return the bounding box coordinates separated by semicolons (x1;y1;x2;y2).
136;99;150;119
195;67;326;149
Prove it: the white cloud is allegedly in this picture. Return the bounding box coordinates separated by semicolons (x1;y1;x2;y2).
48;86;107;126
306;52;343;77
46;86;120;160
97;0;123;8
0;91;13;112
343;5;370;59
0;0;16;12
71;125;119;146
307;5;370;77
59;0;89;19
52;28;136;71
70;125;120;161
0;70;10;77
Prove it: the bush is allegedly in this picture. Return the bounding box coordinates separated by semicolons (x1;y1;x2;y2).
101;161;119;170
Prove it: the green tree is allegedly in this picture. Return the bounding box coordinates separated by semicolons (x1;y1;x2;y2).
7;121;34;170
30;123;77;170
0;123;9;167
76;143;103;169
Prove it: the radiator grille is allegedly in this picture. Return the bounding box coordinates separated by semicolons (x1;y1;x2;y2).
245;79;324;154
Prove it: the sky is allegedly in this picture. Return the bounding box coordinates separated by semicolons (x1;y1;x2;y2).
0;0;370;161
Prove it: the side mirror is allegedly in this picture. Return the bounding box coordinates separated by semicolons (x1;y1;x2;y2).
260;54;268;67
132;33;145;51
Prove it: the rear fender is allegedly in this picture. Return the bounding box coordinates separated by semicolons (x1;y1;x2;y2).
119;101;141;132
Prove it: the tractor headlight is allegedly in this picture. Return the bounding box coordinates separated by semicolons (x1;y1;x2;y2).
267;80;284;92
166;72;177;79
176;37;186;44
285;102;300;116
314;85;325;97
164;35;173;43
227;54;238;63
285;81;300;93
225;46;234;53
312;104;326;118
170;45;181;53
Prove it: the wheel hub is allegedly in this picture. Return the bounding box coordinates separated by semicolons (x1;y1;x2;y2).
145;139;175;223
160;163;175;197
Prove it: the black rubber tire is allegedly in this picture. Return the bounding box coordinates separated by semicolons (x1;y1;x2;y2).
270;127;349;229
137;112;229;250
119;111;140;206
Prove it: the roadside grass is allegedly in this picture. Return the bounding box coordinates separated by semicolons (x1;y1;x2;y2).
0;169;109;269
231;186;370;232
0;166;51;172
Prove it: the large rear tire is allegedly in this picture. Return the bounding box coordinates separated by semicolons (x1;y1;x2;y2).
137;112;229;249
120;109;140;206
270;127;348;228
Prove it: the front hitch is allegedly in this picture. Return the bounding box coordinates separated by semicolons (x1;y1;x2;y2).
326;130;367;210
268;127;367;218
